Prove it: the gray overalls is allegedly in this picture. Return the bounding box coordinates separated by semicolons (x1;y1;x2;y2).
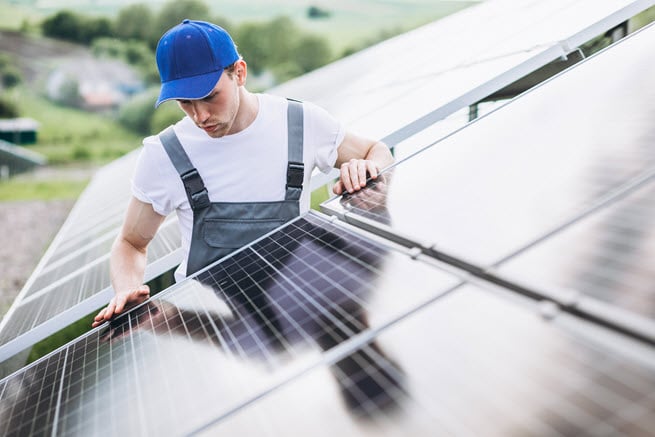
159;99;305;276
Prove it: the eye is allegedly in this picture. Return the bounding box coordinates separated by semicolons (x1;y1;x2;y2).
177;99;191;105
203;92;218;102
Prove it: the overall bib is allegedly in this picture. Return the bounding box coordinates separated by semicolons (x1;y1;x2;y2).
159;100;305;276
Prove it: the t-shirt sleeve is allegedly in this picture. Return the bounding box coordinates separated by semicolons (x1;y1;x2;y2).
131;135;185;217
303;101;345;173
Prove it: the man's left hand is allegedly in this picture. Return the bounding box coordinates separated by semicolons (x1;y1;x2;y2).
333;159;379;195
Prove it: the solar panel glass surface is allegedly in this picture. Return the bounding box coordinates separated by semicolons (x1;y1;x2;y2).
322;22;655;269
199;283;655;436
0;213;460;436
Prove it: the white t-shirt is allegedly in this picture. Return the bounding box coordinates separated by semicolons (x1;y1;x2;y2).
132;93;345;280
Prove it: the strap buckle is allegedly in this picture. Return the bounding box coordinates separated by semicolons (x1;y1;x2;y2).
286;161;304;190
181;169;210;210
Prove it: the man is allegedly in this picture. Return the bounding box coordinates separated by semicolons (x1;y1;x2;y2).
92;19;393;327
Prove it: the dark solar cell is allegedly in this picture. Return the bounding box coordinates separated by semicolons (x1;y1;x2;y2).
199;284;655;436
3;5;655;436
0;348;67;437
0;221;181;357
0;213;459;435
499;176;655;325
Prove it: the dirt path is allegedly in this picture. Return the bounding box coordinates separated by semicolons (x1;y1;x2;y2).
0;198;75;319
0;165;95;320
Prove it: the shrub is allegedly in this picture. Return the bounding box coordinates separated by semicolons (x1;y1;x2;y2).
72;146;91;160
151;102;183;134
2;66;23;89
118;87;159;134
0;97;19;118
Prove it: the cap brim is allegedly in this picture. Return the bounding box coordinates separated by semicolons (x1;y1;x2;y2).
155;70;222;107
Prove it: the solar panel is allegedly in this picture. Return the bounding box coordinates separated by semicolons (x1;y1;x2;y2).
0;139;46;177
0;151;184;363
497;175;655;341
0;212;461;435
201;283;655;436
3;5;655;435
322;21;655;270
270;0;654;146
3;227;653;435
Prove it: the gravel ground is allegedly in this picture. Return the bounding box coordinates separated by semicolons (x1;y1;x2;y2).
0;199;75;319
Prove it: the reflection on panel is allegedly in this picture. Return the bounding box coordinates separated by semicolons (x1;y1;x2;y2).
204;284;655;436
498;176;655;329
0;213;460;436
0;150;183;362
270;0;652;144
0;348;66;436
0;220;181;355
322;22;655;268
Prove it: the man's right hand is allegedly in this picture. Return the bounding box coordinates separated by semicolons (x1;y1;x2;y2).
92;285;151;328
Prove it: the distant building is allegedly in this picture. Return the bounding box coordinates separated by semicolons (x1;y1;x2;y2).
0;118;39;145
46;58;144;112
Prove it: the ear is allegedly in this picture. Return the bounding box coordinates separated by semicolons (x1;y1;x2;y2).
235;59;247;86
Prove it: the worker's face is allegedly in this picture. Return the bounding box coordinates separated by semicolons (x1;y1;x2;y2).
176;61;246;138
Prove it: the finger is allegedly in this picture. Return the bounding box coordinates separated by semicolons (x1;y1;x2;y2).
114;294;128;315
137;285;150;298
333;180;344;195
94;308;106;322
91;319;104;328
344;159;362;191
366;161;379;180
340;163;354;193
355;160;367;190
347;159;363;191
103;299;117;321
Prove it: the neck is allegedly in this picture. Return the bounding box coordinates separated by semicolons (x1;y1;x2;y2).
230;88;258;134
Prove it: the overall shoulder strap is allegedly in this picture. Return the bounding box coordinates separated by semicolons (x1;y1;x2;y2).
159;126;210;210
285;99;304;201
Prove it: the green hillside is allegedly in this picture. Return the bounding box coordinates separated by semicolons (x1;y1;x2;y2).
0;0;479;53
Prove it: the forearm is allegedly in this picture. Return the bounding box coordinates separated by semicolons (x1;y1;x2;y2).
110;235;147;296
334;133;394;169
364;141;394;170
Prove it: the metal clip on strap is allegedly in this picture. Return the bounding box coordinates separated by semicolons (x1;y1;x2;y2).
181;169;210;210
286;161;304;189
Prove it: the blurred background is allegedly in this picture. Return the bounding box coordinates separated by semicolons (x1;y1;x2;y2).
0;0;484;321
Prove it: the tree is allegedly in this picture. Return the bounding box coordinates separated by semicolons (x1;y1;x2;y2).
264;17;299;65
307;6;331;19
294;34;331;73
42;10;83;42
114;4;153;41
92;38;123;58
150;0;211;48
41;10;113;44
80;17;113;44
235;16;300;76
234;22;269;75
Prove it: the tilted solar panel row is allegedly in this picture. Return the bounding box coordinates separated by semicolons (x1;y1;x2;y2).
1;213;653;436
322;19;655;345
1;2;655;435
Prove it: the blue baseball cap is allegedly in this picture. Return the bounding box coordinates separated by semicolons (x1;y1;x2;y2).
155;19;240;107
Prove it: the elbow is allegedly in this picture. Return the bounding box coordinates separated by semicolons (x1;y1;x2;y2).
372;141;394;168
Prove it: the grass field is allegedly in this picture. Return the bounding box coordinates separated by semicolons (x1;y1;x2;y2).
5;87;141;163
0;0;480;52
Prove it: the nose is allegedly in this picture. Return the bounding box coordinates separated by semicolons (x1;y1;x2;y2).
190;101;210;125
